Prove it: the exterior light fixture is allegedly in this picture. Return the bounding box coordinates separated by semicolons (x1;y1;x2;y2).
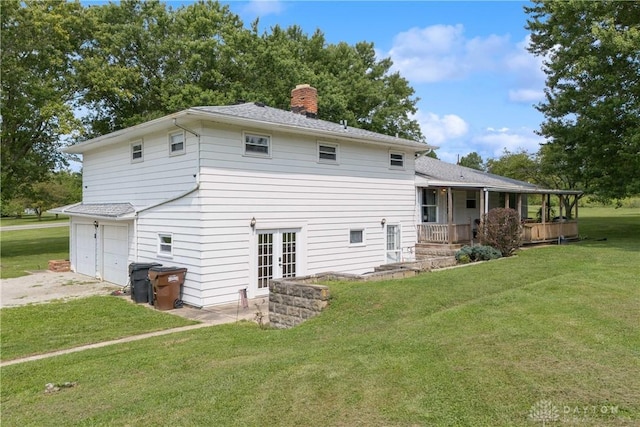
250;217;256;228
381;218;386;226
93;220;99;227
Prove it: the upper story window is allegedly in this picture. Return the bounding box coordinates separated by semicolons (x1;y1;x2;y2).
389;151;405;169
244;132;271;157
169;131;185;156
318;142;339;163
131;140;143;163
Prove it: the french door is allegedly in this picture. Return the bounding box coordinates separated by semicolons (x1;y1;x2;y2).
256;230;298;294
386;224;401;264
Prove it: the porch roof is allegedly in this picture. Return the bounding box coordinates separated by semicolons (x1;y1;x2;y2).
49;203;136;220
415;156;582;195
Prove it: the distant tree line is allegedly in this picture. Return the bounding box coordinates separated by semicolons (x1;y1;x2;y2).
2;0;638;214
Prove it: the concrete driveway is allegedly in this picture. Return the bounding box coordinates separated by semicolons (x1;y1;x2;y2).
0;271;120;308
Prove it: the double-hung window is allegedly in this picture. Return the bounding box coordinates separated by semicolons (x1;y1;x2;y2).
169;131;185;155
244;133;271;157
422;189;438;222
158;233;173;256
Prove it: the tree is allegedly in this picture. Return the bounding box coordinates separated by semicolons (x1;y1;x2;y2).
526;0;640;199
1;0;86;202
459;152;484;170
485;149;538;183
25;171;82;219
76;1;425;141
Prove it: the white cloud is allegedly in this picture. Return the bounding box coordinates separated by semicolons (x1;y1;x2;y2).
242;0;285;16
508;89;544;103
473;127;544;158
413;110;469;146
388;24;510;83
503;35;547;103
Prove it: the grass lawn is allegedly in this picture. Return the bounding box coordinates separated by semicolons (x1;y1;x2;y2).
1;207;638;426
0;213;69;227
0;227;69;279
1;296;197;361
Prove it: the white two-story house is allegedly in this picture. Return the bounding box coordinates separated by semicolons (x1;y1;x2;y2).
54;85;433;307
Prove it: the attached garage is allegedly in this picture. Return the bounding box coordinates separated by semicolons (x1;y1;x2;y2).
102;224;130;285
75;223;96;278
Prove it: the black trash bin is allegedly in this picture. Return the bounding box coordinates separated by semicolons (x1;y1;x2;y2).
128;263;162;303
148;266;187;310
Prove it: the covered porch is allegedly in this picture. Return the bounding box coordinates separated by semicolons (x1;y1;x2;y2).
416;185;582;247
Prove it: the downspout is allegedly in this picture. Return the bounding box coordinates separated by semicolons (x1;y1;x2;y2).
134;120;202;261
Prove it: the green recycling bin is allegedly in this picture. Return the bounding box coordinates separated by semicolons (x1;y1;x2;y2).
148;267;187;310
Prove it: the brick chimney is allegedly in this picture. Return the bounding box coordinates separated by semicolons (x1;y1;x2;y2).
290;84;318;117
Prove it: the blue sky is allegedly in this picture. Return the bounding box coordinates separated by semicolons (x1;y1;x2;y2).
215;0;547;164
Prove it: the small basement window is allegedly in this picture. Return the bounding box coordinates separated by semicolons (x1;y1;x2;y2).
244;132;271;157
349;229;364;245
390;152;405;168
131;140;143;162
169;131;185;155
318;142;338;163
158;233;173;256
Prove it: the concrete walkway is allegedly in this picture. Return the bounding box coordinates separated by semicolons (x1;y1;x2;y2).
1;270;268;367
0;297;267;368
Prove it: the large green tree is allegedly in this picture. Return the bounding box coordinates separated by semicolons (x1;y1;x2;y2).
526;0;640;199
459;152;484;171
1;0;86;202
77;0;424;141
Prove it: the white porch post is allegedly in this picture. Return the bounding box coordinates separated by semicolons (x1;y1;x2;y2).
447;187;453;245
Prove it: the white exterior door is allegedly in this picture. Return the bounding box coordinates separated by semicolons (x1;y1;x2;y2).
256;229;298;296
386;224;401;264
75;224;96;277
102;225;129;285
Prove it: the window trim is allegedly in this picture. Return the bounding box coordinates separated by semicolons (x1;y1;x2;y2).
389;151;405;169
349;228;365;246
317;141;339;164
243;131;272;158
158;233;173;257
131;140;143;163
168;131;185;156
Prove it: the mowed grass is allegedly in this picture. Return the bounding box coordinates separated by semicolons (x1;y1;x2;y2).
0;227;69;279
1;207;638;426
1;296;197;361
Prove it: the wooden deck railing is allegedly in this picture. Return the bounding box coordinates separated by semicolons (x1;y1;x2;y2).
417;221;579;244
416;223;471;244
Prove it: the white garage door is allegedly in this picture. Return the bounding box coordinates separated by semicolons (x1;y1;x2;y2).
102;225;129;285
75;224;96;277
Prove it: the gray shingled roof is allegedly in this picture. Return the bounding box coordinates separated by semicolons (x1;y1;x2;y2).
191;103;429;149
50;203;135;218
415;155;580;194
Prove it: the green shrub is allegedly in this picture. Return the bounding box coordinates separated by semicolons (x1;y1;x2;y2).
455;245;502;263
478;208;523;257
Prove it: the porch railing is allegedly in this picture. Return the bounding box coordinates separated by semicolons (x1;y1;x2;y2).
416;223;471;244
522;221;578;243
417;221;579;245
